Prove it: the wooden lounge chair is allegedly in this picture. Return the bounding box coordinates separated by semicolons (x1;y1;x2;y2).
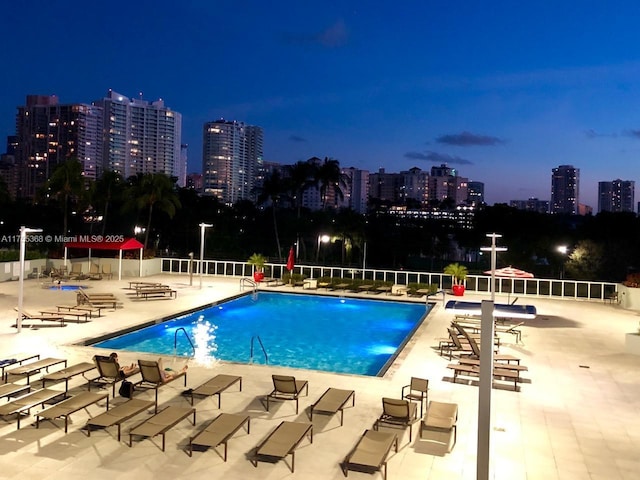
188;413;251;459
56;304;103;318
401;377;429;417
188;374;242;407
14;307;66;327
35;391;109;433
101;263;113;280
0;388;65;429
41;361;96;392
5;357;67;384
265;374;308;414
309;387;355;426
69;263;88;280
76;288;120;309
419;401;458;451
39;308;89;323
374;398;418;442
88;354;140;397
128;405;196;451
135;359;188;412
85;398;155;440
251;421;313;472
342;429;398;480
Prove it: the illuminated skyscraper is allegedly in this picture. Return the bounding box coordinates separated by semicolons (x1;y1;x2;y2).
598;179;634;213
202;119;263;204
551;165;579;214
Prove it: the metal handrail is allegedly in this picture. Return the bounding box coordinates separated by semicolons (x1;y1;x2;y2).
250;335;268;364
174;327;196;357
240;277;257;292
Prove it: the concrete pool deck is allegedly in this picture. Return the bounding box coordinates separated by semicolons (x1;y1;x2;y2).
0;274;639;479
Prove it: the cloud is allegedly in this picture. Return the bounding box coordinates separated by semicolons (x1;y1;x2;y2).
585;129;618;139
404;151;474;165
436;131;504;146
282;19;348;48
623;129;640;139
289;135;307;142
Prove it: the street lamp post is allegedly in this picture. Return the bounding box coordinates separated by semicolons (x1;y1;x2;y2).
199;223;213;289
316;234;330;264
17;226;43;333
557;245;568;279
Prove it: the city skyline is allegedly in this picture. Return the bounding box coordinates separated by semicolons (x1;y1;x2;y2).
2;1;640;208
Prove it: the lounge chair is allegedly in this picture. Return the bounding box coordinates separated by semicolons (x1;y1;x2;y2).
401;377;429;417
135;359;188;412
0;383;31;402
0;388;65;429
4;357;67;384
101;263;113;279
85;398;155;440
342;429;398;480
76;288;120;309
128;405;196;451
309;387;355;426
88;354;140;397
14;307;66;327
88;263;102;280
0;353;40;380
69;263;87;280
35;391;109;433
188;374;242;407
188;413;251;459
265;374;309;414
251;421;313;472
374;398;418;442
419;401;458;451
41;361;96;392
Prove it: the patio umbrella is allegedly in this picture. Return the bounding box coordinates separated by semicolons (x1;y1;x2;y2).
484;266;534;303
483;266;534;278
286;246;295;284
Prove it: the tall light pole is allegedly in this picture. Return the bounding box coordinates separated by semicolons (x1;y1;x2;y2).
199;223;213;289
557;245;568;279
17;226;43;333
477;232;507;480
316;234;330;263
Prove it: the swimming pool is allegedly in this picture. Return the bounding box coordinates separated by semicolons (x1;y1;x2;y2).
91;292;430;376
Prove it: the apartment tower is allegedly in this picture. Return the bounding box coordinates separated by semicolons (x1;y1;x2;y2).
551;165;579;214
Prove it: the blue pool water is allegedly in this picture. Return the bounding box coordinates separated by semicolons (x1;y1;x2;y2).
91;292;430;376
47;284;86;291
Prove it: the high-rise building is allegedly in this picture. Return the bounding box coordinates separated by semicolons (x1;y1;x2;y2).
551;165;579;214
202;119;263;204
598;179;635;213
369;168;403;204
467;181;485;205
94;90;182;180
341;167;370;213
510;197;550;213
429;164;468;205
400;167;429;205
14;95;102;198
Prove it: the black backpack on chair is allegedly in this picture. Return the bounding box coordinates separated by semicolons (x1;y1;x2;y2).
119;380;134;398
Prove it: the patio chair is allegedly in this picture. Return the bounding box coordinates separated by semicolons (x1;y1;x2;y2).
88;263;102;280
251;421;313;472
401;377;429;417
265;374;308;414
128;405;196;451
309;387;355;426
101;263;113;280
88;354;140;397
0;388;65;429
35;391;109;433
5;357;67;385
86;398;155;441
135;359;188;412
374;397;418;442
41;361;96;392
187;374;242;407
419;401;458;451
14;307;66;327
342;429;398;480
69;263;87;280
188;413;251;459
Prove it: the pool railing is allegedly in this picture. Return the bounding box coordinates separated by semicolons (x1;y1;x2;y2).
160;257;618;302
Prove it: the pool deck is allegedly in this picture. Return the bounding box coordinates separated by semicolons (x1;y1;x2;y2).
0;274;639;479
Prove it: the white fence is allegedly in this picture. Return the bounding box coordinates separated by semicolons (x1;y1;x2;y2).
160;257;618;302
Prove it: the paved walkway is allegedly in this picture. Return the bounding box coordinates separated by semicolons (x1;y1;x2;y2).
0;274;639;480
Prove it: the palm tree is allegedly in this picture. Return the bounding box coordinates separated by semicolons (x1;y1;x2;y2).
315;157;348;210
46;159;85;235
256;169;287;262
90;170;124;235
284;160;316;218
123;173;181;249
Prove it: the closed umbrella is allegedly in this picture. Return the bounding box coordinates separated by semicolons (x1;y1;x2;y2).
484;266;534;302
286;246;295;284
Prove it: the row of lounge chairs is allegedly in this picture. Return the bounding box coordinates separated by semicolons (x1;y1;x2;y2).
126;281;177;300
49;263;113;281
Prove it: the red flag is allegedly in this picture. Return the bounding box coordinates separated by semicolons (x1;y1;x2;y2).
286;246;295;271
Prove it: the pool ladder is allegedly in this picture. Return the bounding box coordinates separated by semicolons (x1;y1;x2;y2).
174;327;196;357
240;277;257;292
250;335;268;364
